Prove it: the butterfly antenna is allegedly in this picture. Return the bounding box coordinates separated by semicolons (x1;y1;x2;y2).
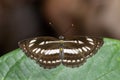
49;19;76;37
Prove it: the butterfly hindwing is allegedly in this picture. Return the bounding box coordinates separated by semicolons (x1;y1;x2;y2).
62;36;103;67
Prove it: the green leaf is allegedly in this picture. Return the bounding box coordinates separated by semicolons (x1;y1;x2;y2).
0;38;120;80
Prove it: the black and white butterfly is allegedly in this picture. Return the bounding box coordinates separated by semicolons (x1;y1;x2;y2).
18;36;103;69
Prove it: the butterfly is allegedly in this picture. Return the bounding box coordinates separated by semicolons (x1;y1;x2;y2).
18;36;103;69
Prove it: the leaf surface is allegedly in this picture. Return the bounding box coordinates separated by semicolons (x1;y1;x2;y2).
0;38;120;80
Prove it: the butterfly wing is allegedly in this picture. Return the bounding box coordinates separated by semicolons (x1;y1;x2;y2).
62;36;103;68
18;37;61;69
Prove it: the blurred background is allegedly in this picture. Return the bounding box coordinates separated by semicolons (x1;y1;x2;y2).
0;0;120;56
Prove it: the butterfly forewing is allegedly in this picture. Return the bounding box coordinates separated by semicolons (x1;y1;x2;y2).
19;37;62;69
19;36;103;69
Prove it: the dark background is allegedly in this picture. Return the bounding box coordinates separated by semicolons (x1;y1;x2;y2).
0;0;120;56
0;0;57;56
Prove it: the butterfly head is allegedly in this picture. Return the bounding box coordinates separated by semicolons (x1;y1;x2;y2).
59;35;64;40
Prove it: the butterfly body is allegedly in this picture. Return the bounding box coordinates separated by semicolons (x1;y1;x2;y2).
18;36;103;69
